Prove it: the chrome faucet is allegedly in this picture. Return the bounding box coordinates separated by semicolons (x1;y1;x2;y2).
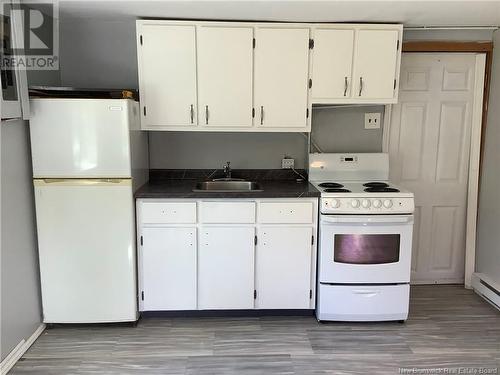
223;161;232;179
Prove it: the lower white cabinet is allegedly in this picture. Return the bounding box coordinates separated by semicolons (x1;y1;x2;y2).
137;198;318;311
198;227;255;309
256;227;313;309
141;227;197;310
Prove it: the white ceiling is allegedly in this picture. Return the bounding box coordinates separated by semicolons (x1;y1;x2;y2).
49;0;500;27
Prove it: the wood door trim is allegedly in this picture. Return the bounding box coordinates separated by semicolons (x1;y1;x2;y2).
402;41;493;53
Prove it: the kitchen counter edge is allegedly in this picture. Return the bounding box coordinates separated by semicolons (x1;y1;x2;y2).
134;180;321;199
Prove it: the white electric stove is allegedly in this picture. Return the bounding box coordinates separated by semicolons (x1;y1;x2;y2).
310;153;415;322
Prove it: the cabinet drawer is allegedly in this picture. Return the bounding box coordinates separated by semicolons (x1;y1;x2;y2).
200;201;255;223
141;202;196;224
258;202;313;223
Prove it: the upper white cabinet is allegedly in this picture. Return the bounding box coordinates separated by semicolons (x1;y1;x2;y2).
197;26;254;128
254;27;311;129
352;29;400;100
311;25;402;104
136;21;403;130
137;24;197;128
311;29;354;100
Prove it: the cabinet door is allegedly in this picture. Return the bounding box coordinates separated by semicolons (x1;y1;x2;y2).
138;25;197;127
352;29;399;100
197;26;253;127
254;28;310;128
311;29;354;100
141;227;197;311
198;227;255;309
256;227;313;309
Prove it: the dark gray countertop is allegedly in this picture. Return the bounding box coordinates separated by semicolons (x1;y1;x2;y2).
135;169;320;199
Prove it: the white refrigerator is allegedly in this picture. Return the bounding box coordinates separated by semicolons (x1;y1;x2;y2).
30;98;148;323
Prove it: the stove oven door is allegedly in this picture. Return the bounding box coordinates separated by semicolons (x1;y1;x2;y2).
319;215;413;284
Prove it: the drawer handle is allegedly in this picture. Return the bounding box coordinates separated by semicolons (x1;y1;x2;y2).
353;290;379;297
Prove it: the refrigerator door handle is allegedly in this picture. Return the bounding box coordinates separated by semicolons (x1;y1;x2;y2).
34;178;131;186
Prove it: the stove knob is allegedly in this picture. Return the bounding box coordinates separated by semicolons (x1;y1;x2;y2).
373;199;382;208
361;199;371;208
331;199;340;208
351;199;360;208
383;199;393;208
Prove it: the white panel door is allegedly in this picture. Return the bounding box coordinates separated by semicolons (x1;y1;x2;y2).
256;227;313;309
388;53;479;284
30;99;132;178
353;29;399;100
311;29;354;100
197;26;253;127
138;25;197;127
141;227;196;311
198;227;255;309
34;179;137;323
254;27;310;128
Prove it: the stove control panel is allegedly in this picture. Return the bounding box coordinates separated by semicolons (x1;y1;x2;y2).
321;197;414;214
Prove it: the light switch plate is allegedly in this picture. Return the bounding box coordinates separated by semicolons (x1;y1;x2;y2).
282;158;295;169
365;113;381;129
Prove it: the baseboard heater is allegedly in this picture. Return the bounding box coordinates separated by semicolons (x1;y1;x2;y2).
472;273;500;310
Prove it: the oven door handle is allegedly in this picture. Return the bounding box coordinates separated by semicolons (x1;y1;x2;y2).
321;215;413;224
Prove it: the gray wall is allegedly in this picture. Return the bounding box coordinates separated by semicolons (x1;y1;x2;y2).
0;120;42;361
149;131;308;169
26;10;61;87
56;17;384;169
149;106;384;169
476;30;500;284
50;18;496;169
310;105;384;153
59;19;137;89
55;20;496;90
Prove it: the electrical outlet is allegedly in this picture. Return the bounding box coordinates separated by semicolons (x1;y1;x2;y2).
365;113;381;129
282;158;295;169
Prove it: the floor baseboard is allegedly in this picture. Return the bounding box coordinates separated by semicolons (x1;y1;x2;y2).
0;323;45;375
472;273;500;311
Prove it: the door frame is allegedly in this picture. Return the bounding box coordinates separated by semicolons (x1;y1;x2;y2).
383;41;493;288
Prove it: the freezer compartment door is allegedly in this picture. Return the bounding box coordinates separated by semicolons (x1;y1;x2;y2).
34;179;137;322
30;98;133;178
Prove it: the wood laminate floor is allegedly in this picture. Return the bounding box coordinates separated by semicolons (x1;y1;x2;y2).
11;286;500;374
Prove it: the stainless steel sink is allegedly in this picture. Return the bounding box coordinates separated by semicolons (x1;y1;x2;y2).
193;181;263;192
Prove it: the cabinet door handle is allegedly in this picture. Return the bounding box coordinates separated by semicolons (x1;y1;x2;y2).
205;105;209;125
260;106;264;125
190;104;194;124
344;76;348;97
359;77;363;97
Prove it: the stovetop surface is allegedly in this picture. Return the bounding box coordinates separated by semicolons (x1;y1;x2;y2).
312;181;414;198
